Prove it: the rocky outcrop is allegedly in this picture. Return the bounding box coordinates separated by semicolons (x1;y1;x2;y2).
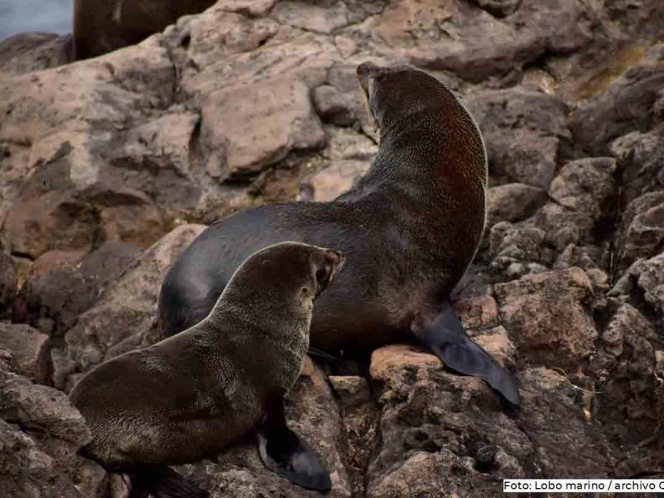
0;33;74;77
1;0;664;496
55;223;205;391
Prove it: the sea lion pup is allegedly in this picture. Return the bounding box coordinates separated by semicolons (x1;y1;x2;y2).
73;0;215;59
70;242;345;496
157;63;520;405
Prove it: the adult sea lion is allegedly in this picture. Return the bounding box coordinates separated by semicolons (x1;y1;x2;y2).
70;242;345;496
158;63;520;405
73;0;215;59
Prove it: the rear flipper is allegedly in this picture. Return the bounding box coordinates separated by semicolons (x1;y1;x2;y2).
258;396;332;491
411;302;520;405
128;466;209;498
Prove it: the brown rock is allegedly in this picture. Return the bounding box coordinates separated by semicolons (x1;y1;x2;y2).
271;1;351;34
0;323;49;382
368;345;532;496
456;295;499;330
55;224;205;390
570;46;664;154
21;241;141;336
72;457;109;498
535;157;617;251
29;249;88;278
0;418;84;498
374;0;601;82
495;268;597;367
486;183;547;229
616;191;664;269
0;252;17;318
200;78;327;181
313;85;356;126
468;89;570;188
470;0;522;18
329;375;379;494
0;33;74;77
516;368;612;478
0;364;90;447
473;326;517;368
299;160;369;202
367;450;492;498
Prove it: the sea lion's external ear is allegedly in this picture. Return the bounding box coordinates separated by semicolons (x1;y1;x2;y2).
258;396;332;491
411;302;520;405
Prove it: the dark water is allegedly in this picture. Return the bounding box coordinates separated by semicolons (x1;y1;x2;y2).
0;0;73;41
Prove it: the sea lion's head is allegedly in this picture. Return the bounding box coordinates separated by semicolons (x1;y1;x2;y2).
357;62;455;131
223;242;345;315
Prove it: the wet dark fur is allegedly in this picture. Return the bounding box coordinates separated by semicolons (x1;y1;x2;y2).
70;243;343;493
158;64;487;353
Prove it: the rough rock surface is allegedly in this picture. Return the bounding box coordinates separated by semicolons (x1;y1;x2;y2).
0;33;74;77
1;0;664;496
0;252;17;318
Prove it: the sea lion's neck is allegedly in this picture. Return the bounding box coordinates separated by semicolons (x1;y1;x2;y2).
206;301;309;392
349;106;487;205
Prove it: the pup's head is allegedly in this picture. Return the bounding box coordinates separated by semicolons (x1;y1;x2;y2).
225;242;346;314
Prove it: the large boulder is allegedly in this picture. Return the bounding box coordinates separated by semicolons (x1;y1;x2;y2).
55;224;205;390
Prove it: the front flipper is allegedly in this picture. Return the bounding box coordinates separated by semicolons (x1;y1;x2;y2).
307;346;338;362
258;396;332;491
411;302;520;405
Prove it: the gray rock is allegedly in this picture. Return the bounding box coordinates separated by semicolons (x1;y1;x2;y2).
57;224;206;390
535;157;617;251
299;160;369;202
486;183;547;229
616;191;664;270
21;241;141;336
0;252;17;318
610;128;664;206
636;252;664;316
467;89;570;189
495;267;597;367
570;46;664;154
0;419;84;498
200;78;327;182
374;0;603;82
0;323;49;382
313;85;356;126
515;368;612;478
368;345;529;497
488;222;554;279
0;365;90;446
470;0;522;18
0;33;73;77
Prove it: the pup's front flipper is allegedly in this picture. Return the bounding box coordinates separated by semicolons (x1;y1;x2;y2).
258;396;332;491
411;301;520;405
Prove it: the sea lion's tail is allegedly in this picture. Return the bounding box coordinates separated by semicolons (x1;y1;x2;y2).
128;466;209;498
